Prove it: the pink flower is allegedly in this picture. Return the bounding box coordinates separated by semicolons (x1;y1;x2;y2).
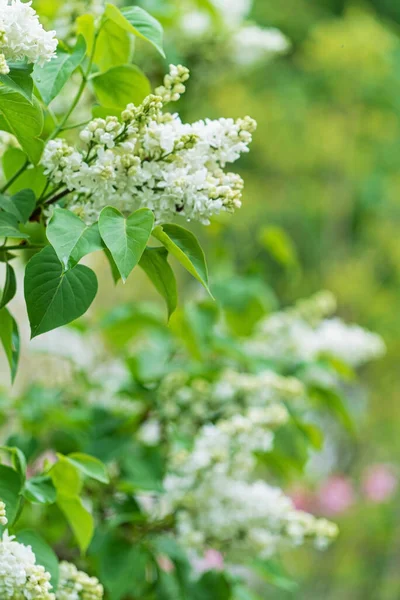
289;485;316;512
192;549;224;574
362;464;397;503
317;475;355;515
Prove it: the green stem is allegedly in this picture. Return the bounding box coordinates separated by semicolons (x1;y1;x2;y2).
0;160;30;194
47;27;102;141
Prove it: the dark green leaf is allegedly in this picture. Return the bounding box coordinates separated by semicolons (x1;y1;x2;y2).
17;530;59;590
0;464;22;529
0;189;36;223
0;263;16;308
99;206;154;282
24;245;98;338
152;224;212;295
139;247;177;319
0;446;26;481
0;212;29;238
0;307;20;381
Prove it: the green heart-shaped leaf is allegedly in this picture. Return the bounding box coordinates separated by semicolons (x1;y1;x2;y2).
47;208;103;268
98;206;154;282
24;245;98;338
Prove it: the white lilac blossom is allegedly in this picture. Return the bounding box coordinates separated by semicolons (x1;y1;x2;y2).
158;369;305;435
41;65;257;225
0;0;57;74
178;0;289;68
0;531;54;599
246;291;385;368
56;561;103;600
163;409;338;559
231;25;290;66
0;501;6;526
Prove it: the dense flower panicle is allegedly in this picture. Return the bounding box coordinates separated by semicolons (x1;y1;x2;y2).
0;0;57;73
42;65;257;225
0;532;54;599
246;291;386;367
163;410;338;559
0;501;6;526
57;562;103;600
158;369;305;435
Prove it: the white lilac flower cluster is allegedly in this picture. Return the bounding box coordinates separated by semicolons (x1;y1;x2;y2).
0;0;57;75
246;291;386;368
0;500;6;526
163;407;338;559
158;369;305;435
41;65;257;225
178;0;290;67
57;561;104;600
0;531;54;599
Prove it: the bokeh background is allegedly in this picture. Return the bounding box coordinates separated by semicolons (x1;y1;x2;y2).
2;0;400;597
149;1;400;597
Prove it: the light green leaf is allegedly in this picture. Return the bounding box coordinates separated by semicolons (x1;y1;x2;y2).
0;306;20;382
2;148;47;197
23;476;57;505
57;494;94;554
0;89;44;164
0;63;34;102
0;212;29;238
24;245;98;338
92;65;151;109
139;247;177;319
69;222;104;266
94;18;133;72
50;455;82;496
152;224;212;295
17;531;59;591
0;263;16;309
47;208;103;268
0;189;36;223
0;464;22;529
33;36;86;105
99;206;154;282
105;4;165;57
66;453;109;484
76;14;95;55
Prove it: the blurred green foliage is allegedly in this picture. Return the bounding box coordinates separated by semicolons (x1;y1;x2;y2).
173;1;400;598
